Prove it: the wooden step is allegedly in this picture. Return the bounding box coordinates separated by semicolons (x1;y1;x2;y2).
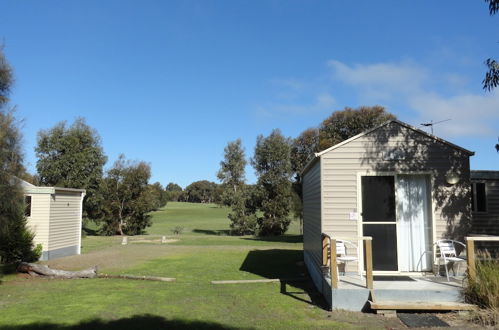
369;300;476;311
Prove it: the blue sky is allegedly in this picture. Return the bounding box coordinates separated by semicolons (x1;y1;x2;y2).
1;1;498;187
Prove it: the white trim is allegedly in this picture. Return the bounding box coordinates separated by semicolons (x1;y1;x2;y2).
320;157;324;235
77;192;86;255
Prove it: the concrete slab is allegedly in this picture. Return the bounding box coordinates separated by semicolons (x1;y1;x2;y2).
323;274;466;311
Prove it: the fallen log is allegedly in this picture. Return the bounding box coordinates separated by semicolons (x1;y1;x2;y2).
98;274;176;282
17;262;97;279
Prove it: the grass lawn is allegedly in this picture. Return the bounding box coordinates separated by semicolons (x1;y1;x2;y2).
0;202;404;329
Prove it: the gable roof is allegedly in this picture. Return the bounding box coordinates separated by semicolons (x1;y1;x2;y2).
301;119;474;176
316;119;474;157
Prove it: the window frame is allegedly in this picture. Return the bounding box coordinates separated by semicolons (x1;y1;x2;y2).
471;181;487;213
24;195;33;217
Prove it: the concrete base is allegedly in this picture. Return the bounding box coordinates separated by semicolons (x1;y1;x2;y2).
332;288;371;311
325;275;464;311
304;251;333;308
40;245;79;261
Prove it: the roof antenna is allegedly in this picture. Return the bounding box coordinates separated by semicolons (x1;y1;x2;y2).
421;119;451;135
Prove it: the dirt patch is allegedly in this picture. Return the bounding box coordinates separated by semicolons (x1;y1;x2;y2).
42;244;187;272
130;239;179;244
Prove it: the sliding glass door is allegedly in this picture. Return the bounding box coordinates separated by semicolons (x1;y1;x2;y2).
361;174;433;272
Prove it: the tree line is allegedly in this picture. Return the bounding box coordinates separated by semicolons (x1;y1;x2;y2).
0;46;397;263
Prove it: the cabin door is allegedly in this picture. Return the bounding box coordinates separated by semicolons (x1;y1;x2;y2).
361;175;433;272
361;176;398;271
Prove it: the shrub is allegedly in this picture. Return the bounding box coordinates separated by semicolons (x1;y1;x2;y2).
464;252;499;326
171;226;184;235
0;220;40;263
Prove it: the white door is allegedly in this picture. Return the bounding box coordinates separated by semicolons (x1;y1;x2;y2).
396;175;433;272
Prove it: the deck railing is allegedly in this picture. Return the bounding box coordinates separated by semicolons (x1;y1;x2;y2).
465;236;499;281
321;233;373;289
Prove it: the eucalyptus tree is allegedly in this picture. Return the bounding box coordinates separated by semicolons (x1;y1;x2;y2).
99;155;153;236
217;139;247;207
252;129;293;236
35;118;107;219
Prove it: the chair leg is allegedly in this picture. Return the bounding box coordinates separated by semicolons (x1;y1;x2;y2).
444;261;450;282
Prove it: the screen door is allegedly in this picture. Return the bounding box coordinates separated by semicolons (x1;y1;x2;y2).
361;176;398;271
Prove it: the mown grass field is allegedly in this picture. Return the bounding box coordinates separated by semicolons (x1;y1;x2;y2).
0;202;405;329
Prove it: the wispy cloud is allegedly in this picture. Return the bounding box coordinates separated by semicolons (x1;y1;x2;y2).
256;92;335;118
327;59;499;138
257;57;498;138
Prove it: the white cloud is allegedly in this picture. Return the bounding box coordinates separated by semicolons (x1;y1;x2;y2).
327;59;499;138
327;59;428;99
256;93;336;118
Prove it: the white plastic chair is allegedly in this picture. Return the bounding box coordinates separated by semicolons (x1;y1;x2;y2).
335;240;359;280
436;239;466;281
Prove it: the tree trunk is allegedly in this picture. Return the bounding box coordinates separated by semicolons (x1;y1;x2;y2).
17;262;97;279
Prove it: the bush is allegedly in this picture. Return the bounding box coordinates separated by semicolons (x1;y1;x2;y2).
229;213;257;235
171;226;184;235
0;221;40;263
464;252;499;326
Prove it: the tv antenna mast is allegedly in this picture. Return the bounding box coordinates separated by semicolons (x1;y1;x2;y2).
420;119;451;135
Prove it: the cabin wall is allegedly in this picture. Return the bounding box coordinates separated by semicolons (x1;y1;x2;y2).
471;174;499;235
25;193;51;252
320;122;471;271
471;172;499;255
302;160;324;292
48;190;83;259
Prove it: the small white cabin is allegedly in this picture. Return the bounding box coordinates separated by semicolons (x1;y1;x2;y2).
21;180;86;260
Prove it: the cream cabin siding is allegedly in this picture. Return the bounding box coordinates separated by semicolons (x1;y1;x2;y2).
302;159;322;276
48;190;83;251
22;182;85;260
26;193;51;250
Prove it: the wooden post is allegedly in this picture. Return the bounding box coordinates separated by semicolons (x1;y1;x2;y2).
330;238;338;289
322;235;329;266
466;238;476;281
365;239;373;290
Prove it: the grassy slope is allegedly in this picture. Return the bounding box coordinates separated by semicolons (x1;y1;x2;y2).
0;202;399;329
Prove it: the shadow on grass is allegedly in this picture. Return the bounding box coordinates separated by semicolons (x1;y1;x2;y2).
0;314;250;330
192;229;230;236
82;226;99;236
240;249;328;310
241;235;303;244
0;263;18;285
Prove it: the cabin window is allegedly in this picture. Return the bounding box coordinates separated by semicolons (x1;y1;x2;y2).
471;182;487;213
25;196;32;217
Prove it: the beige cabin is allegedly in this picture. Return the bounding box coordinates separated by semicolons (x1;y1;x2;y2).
302;120;474;291
21;180;86;260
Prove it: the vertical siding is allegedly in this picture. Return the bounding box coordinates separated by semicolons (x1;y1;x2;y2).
48;191;83;251
320;122;471;270
25;194;51;250
302;160;323;276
